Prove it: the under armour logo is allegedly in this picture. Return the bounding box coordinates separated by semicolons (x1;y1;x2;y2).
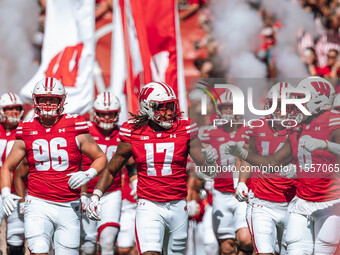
59;128;65;133
30;131;38;135
170;134;176;138
157;133;162;138
141;136;149;140
315;127;320;131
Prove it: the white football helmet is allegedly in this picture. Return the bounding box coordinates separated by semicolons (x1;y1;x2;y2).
139;82;180;129
93;92;120;130
265;82;293;120
32;77;66;118
333;93;340;110
216;90;243;122
290;76;335;122
0;93;24;125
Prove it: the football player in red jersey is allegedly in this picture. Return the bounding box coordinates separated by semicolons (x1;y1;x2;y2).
80;91;136;255
235;82;297;255
0;92;26;255
200;90;253;255
0;77;107;255
225;76;340;254
86;81;217;255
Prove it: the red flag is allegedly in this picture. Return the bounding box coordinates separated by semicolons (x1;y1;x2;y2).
111;0;186;120
139;0;187;113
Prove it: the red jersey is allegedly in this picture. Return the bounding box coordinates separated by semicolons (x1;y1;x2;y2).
289;110;340;202
200;125;249;193
0;124;15;167
15;114;89;202
82;122;121;193
0;124;16;193
121;169;136;203
119;118;198;202
248;119;296;202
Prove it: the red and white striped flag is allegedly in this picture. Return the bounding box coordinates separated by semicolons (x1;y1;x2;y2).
110;0;187;122
20;0;95;115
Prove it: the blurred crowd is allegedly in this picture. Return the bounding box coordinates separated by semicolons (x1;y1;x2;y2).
182;0;340;80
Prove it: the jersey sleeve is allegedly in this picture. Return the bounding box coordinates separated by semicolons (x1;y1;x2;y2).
329;111;340;133
71;115;90;135
185;119;198;140
247;125;255;138
241;126;250;144
119;122;132;143
15;122;25;140
198;126;211;143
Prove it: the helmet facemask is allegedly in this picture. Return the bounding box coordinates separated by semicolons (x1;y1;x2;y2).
0;105;24;126
150;99;180;129
264;98;293;122
92;92;121;130
287;93;308;124
33;95;65;118
94;110;119;130
216;103;243;123
0;92;24;126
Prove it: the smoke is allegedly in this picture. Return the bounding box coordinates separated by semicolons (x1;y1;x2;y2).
210;0;267;120
0;0;39;96
211;0;267;78
262;0;316;78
